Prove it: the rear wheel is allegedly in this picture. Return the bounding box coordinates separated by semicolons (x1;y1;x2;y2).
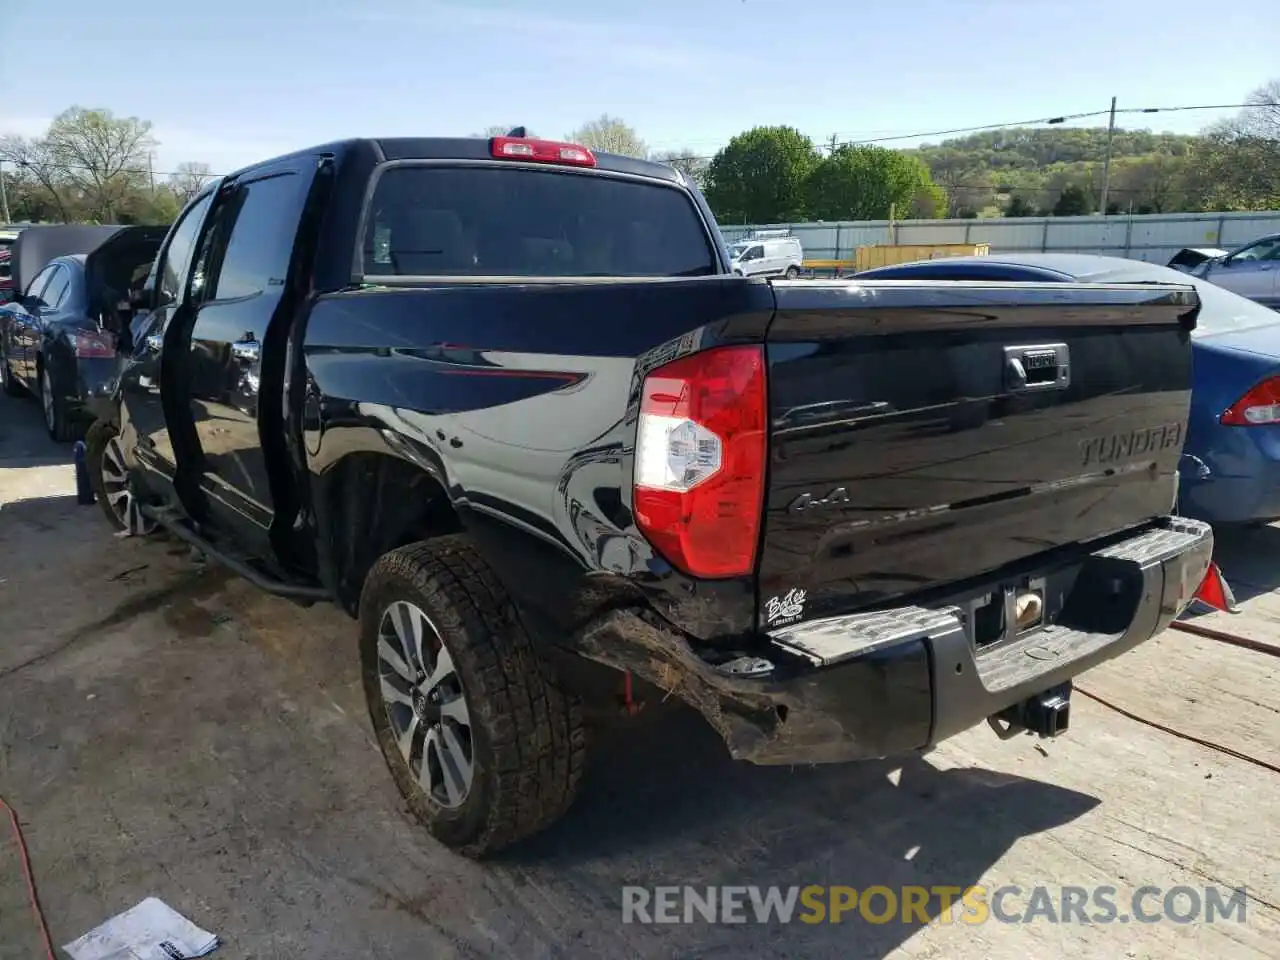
39;366;77;442
359;535;585;858
784;265;800;279
85;420;158;536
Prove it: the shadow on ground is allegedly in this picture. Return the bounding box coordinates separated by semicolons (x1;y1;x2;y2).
0;494;92;560
497;703;1100;957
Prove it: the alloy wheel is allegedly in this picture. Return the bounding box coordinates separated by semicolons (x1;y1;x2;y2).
376;600;475;809
100;435;156;536
41;370;55;433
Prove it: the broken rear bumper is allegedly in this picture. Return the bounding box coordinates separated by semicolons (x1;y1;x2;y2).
574;516;1213;765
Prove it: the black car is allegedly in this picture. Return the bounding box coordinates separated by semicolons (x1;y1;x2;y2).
0;224;167;439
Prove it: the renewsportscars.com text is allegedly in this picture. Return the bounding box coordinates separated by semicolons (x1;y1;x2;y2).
621;884;1249;926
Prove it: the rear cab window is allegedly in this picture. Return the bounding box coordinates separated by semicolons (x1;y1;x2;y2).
361;164;718;279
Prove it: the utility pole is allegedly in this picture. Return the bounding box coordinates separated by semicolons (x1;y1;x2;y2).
147;152;156;195
1099;95;1117;216
0;160;10;224
829;133;838;155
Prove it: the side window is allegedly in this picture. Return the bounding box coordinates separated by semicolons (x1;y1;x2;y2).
24;264;57;301
1235;239;1280;263
746;245;764;261
157;191;215;306
206;173;302;302
41;266;71;308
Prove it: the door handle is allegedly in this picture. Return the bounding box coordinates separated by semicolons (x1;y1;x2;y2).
232;339;261;362
1004;343;1070;393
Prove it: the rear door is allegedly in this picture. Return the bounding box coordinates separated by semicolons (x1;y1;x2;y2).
124;189;216;481
9;264;56;384
23;264;70;382
764;241;785;275
759;280;1197;625
175;160;319;561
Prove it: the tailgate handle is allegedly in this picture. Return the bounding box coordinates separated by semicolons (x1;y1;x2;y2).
1004;343;1069;394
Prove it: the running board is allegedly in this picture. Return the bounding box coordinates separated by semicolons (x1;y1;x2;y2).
139;504;331;603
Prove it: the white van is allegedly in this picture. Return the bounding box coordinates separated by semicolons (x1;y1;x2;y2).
727;231;804;279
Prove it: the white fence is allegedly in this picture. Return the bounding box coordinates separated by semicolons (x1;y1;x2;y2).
720;210;1280;264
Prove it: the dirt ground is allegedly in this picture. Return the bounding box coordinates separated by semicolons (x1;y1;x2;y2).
1;389;1278;959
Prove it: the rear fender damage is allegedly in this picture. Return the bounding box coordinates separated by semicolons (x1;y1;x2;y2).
570;608;933;765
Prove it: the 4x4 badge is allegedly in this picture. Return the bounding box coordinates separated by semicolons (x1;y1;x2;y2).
788;486;850;515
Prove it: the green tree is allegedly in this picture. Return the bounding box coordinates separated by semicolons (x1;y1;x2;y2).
1;109;212;225
1197;79;1280;210
44;107;156;222
1003;195;1038;217
704;126;817;223
804;145;944;221
566;115;647;158
909;125;1215;215
0;134;72;221
1052;184;1092;216
924;147;991;216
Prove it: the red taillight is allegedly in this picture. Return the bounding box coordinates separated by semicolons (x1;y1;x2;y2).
633;345;767;579
1220;376;1280;425
490;137;596;168
69;331;115;358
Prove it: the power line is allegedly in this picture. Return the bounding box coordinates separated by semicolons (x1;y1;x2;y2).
1119;101;1280;115
0;155;221;180
666;100;1280;164
841;109;1112;146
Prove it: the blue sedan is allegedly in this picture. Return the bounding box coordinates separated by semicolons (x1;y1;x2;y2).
856;253;1280;525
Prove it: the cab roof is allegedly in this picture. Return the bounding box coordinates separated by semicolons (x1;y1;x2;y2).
224;136;685;185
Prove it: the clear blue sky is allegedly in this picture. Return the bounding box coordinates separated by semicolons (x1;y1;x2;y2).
2;0;1274;176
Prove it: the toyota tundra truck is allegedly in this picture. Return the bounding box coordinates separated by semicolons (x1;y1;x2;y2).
87;132;1214;857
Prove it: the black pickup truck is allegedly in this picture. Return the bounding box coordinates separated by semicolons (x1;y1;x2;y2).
88;133;1214;857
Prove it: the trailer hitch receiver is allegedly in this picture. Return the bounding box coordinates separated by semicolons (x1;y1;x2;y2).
988;681;1072;740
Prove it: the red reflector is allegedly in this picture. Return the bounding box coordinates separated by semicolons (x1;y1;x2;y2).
633;345;767;579
69;331;115;358
490;137;596;168
1193;561;1239;613
1220;376;1280;425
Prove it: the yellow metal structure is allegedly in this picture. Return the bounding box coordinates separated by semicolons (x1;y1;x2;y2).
802;243;990;276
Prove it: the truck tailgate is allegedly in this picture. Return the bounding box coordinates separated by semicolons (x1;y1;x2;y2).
759;280;1198;628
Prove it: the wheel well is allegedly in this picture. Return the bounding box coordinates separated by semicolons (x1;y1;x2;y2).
325;452;463;613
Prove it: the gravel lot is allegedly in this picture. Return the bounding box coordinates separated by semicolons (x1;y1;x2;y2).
1;388;1278;959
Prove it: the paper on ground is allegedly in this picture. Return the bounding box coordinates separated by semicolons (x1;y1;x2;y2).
63;897;219;960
